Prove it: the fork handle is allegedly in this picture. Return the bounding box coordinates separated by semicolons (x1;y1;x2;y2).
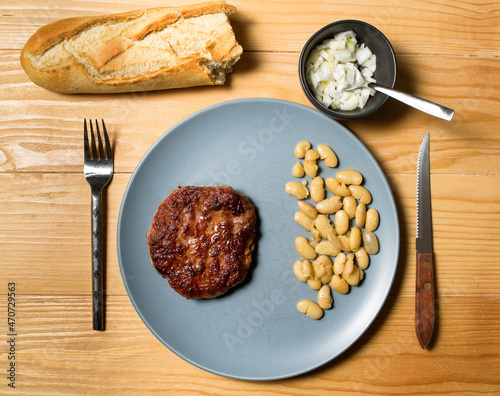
91;189;105;331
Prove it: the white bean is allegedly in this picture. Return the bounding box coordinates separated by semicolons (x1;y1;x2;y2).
294;260;313;282
304;160;318;178
313;254;333;284
295;211;314;231
318;285;333;309
334;210;349;235
315;240;341;257
314;255;333;284
295;236;317;260
316;196;343;214
343;254;355;276
337;234;351;252
333;252;346;275
307;278;322;290
355;247;369;270
315;214;335;239
355;203;366;228
297;300;324;319
327;234;342;251
336;169;363;185
310;176;325;203
344;265;361;286
350;226;361;251
343;196;357;219
298;201;317;219
330;275;349;294
362;231;379;254
317;144;338;167
305;149;320;161
286;181;309;200
365;208;379;232
325;177;350;197
292;162;305;177
348;185;372;204
294;141;311;158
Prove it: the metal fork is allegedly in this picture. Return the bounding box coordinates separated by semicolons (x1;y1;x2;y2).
84;119;113;331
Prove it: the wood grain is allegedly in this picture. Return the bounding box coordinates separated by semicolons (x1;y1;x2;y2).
1;173;499;296
0;294;498;395
1;52;500;174
1;0;499;55
415;251;434;349
1;0;499;393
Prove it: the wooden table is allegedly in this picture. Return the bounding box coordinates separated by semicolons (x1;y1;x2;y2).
1;0;499;394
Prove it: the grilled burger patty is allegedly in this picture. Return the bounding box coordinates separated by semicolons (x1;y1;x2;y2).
147;186;256;299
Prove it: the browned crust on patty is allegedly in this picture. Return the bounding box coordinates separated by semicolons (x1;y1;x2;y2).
147;186;256;299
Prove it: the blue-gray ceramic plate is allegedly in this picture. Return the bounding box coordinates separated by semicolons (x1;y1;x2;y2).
117;98;399;381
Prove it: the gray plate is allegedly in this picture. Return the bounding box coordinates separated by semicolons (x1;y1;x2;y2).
117;98;399;381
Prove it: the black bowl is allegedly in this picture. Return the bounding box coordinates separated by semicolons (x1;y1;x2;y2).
299;20;397;120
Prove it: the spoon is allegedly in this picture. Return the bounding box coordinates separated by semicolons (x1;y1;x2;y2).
349;68;454;121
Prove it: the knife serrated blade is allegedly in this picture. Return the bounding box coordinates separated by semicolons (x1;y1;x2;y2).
415;133;434;349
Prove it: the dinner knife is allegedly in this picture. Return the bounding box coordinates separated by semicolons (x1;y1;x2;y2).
415;133;435;349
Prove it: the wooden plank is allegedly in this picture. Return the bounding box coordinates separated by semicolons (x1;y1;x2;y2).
0;294;498;394
0;173;130;296
1;0;499;55
1;173;499;296
1;51;500;175
0;1;498;394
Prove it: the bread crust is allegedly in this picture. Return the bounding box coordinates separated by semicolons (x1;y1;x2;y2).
20;2;242;93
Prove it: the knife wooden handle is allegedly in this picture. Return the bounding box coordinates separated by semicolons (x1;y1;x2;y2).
415;251;434;348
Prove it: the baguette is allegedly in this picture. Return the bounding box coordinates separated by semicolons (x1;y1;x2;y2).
20;2;243;94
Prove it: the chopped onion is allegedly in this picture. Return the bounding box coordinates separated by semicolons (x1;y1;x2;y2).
305;31;377;111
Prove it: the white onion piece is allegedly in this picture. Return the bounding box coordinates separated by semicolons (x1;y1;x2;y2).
305;31;377;111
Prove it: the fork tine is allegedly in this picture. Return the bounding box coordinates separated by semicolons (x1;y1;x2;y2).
89;120;97;159
95;119;105;160
101;120;112;160
84;119;90;161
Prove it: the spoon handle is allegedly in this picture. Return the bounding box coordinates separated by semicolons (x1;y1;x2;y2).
370;83;454;121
